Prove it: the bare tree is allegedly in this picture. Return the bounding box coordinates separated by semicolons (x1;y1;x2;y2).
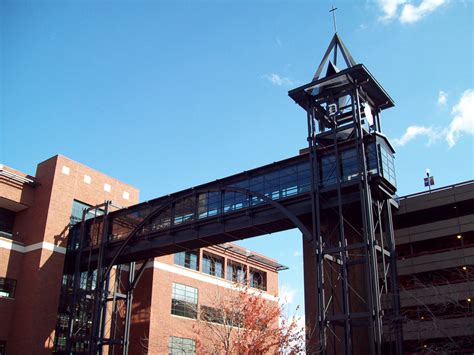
399;267;474;353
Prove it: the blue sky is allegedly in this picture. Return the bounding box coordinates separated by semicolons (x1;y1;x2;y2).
1;0;473;317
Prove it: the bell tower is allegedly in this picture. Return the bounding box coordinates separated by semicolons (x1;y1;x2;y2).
289;33;403;355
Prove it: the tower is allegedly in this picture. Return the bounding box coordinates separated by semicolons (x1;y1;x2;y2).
289;33;403;354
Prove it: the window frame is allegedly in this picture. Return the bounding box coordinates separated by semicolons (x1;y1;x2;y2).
171;283;198;319
202;252;224;278
168;336;196;355
249;267;267;291
174;251;199;271
226;260;247;283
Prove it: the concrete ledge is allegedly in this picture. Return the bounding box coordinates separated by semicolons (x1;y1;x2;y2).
398;247;474;275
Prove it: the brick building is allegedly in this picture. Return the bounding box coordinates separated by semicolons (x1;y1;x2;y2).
0;155;282;354
128;244;282;354
387;181;474;353
0;155;138;354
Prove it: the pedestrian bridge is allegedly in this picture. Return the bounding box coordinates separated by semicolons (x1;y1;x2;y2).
68;127;396;270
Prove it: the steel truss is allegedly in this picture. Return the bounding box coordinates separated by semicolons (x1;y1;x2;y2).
54;202;150;354
298;34;403;355
56;188;315;354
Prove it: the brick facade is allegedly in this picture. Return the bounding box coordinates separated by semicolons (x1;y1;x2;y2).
0;155;281;354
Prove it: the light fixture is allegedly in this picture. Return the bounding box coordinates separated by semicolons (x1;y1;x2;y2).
420;316;424;320
423;344;427;348
457;234;462;239
468;298;472;303
462;266;468;271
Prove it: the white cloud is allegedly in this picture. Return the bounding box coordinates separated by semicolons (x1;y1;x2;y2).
265;73;294;87
400;0;447;23
394;89;473;148
446;89;474;148
293;250;302;257
393;126;439;146
438;90;448;105
376;0;447;23
279;284;297;304
378;0;407;21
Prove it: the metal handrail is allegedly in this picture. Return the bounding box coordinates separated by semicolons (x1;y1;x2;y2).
398;180;474;201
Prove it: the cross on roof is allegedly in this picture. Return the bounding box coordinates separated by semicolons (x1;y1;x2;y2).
330;5;338;33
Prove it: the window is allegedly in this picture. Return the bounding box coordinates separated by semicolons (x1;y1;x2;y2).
0;278;16;298
79;270;97;290
200;305;224;324
249;268;267;291
174;251;199;271
70;200;103;225
0;207;15;237
171;283;198;319
168;336;195;355
321;154;337;186
227;261;246;283
202;252;224;278
340;149;359;181
379;144;396;187
57;314;69;329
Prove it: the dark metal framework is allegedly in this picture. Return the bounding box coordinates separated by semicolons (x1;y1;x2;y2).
56;202;152;354
54;33;403;355
289;33;403;354
55;187;316;354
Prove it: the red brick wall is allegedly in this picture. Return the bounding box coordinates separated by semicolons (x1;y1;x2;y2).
2;155;283;355
2;155;139;354
133;248;280;354
0;248;23;343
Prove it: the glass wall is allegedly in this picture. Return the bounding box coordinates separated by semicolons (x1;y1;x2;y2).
70;200;104;225
379;143;396;187
109;140;396;240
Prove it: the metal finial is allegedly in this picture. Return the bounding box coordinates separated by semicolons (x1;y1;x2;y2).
330;5;338;33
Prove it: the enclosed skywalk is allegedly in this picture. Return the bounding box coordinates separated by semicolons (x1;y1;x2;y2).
66;126;396;271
